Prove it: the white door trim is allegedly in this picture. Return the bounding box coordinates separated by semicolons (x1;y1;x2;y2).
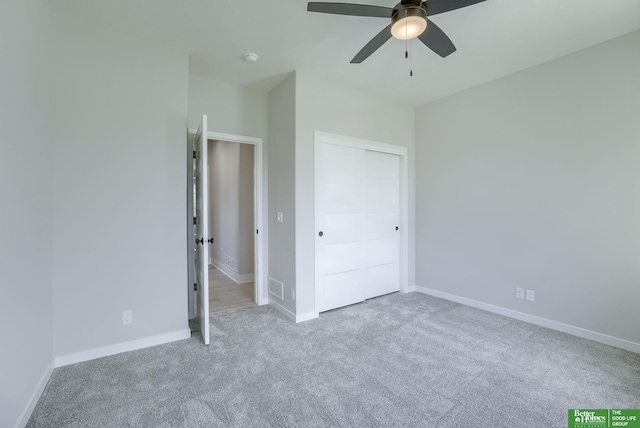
187;131;196;319
187;128;267;306
314;130;410;314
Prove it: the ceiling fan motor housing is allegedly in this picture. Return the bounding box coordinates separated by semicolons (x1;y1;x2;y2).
391;6;426;23
393;0;426;15
392;0;427;20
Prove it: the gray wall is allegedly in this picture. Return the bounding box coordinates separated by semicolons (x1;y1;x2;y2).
415;30;640;345
267;73;297;314
295;71;416;317
0;1;53;426
51;17;190;358
208;140;255;276
188;73;268;138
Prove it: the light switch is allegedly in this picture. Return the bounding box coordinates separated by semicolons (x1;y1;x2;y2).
277;212;283;223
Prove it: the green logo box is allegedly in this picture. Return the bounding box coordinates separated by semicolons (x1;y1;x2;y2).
568;409;640;428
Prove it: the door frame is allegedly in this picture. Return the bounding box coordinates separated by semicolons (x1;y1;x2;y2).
314;131;410;314
187;131;196;319
187;128;267;311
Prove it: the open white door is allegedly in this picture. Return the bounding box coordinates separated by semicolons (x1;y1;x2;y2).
195;115;209;345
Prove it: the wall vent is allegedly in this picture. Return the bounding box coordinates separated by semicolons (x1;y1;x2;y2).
268;278;284;300
221;254;238;272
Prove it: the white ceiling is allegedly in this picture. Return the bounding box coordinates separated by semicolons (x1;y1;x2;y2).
50;0;640;106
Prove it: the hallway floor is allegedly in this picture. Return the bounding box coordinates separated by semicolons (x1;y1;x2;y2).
208;265;254;314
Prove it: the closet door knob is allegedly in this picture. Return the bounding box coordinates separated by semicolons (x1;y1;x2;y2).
318;231;324;237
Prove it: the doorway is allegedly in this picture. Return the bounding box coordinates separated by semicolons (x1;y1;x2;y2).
187;126;265;325
207;138;256;313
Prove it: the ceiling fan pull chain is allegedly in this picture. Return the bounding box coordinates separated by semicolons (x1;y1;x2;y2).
405;10;408;59
410;38;414;77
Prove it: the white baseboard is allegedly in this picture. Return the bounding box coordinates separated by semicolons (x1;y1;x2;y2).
269;299;296;322
414;286;640;354
211;259;254;284
296;311;319;323
402;284;416;294
267;298;319;323
15;361;53;428
54;329;192;367
236;273;255;284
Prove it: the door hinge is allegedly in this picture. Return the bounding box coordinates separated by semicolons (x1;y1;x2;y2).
194;283;197;292
193;150;196;159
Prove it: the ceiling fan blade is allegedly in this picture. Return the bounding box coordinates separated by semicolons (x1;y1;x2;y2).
417;19;456;58
307;2;393;18
351;24;392;63
427;0;486;16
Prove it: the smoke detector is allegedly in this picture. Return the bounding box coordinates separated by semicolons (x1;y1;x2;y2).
243;53;258;64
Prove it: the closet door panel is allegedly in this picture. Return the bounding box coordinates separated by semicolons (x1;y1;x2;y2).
364;150;400;299
315;143;366;312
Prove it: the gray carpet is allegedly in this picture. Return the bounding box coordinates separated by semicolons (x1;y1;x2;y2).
28;293;640;427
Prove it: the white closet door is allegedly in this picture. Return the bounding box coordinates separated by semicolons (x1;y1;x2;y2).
364;150;400;298
315;143;366;312
315;142;400;313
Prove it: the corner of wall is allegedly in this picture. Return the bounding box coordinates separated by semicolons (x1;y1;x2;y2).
14;363;54;428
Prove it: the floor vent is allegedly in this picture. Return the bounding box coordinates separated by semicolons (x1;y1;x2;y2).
268;278;284;300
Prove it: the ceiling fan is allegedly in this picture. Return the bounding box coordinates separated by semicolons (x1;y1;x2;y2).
307;0;486;63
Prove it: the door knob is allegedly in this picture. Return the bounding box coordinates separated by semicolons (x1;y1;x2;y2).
318;231;323;237
196;238;214;245
395;226;399;231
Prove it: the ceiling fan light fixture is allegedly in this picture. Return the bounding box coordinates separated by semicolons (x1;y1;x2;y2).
391;7;427;40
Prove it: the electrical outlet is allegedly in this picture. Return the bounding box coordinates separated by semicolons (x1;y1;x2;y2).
526;289;535;302
277;212;284;223
515;287;524;299
291;288;295;301
123;310;133;325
